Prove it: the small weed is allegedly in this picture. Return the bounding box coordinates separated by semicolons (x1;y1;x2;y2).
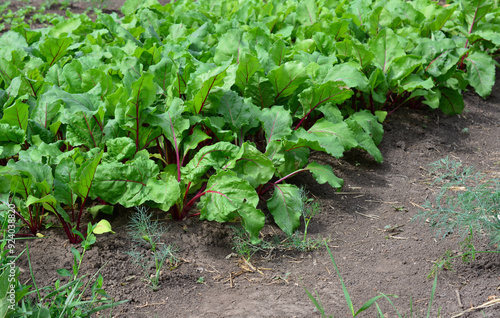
415;157;500;249
125;206;178;290
303;242;440;318
231;190;326;258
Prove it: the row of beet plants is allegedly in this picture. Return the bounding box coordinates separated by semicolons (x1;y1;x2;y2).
0;0;498;243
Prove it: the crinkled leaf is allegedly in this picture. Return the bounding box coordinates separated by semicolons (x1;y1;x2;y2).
181;142;240;182
105;137;136;162
225;142;275;188
199;170;264;243
92;155;159;207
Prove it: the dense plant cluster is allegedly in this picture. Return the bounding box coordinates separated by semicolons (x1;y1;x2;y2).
0;0;498;244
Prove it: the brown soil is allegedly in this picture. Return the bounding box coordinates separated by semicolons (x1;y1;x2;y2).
6;1;500;317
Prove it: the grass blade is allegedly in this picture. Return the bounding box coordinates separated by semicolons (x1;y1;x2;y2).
355;294;398;316
427;273;438;318
325;242;354;315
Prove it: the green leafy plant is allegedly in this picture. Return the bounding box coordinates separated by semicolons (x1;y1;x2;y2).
416;157;500;249
125;206;178;290
1;0;499;242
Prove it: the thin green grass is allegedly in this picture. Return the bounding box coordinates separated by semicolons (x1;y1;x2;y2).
303;242;439;318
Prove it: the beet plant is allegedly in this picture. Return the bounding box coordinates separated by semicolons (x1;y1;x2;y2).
0;0;498;242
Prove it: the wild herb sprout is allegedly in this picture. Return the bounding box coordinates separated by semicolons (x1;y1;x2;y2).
125;206;178;290
416;158;500;249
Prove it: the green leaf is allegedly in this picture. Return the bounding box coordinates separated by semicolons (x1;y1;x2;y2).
297;119;358;158
92;153;159;207
225;142;275;188
0;122;25;159
93;219;115;234
31;306;51;318
267;61;309;101
414;39;464;77
259;106;293;144
186;63;229;114
246;78;275;109
0;57;21;87
297;0;318;25
39;36;73;67
149;56;176;96
235;53;262;94
214;29;245;64
387;55;423;85
105;137;136;162
146;173;180;210
369;28;405;73
345;110;384;162
465;51;495;98
217;90;260;133
48;17;82;37
181;126;211;160
122;0;158;15
54;157;77;206
88;205;114;218
71;151;104;200
306;161;343;189
322;64;369;91
182;142;240;182
439;88;464;115
199;170;264;243
298;81;353;120
267;183;302;236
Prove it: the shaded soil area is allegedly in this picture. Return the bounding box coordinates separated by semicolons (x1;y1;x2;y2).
5;1;500;317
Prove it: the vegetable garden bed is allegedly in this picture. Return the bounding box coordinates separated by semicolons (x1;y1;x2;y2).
1;0;500;317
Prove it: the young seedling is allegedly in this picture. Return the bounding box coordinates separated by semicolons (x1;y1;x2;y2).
125;206;178;290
